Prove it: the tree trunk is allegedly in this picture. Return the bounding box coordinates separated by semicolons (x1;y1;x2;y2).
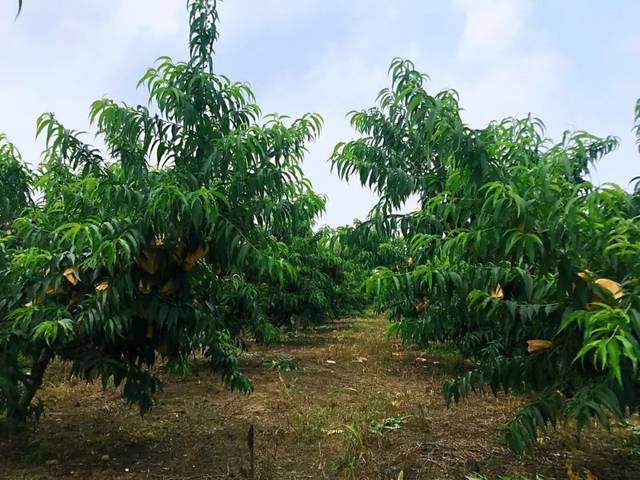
6;347;53;424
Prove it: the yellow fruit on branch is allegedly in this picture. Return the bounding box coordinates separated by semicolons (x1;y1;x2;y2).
95;279;109;295
527;339;553;353
415;296;428;313
138;279;152;295
571;272;622;305
593;278;623;301
151;234;165;247
577;271;590;281
491;284;504;300
63;267;79;286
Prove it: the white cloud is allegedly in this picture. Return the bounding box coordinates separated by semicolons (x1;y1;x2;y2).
109;0;184;37
453;0;532;60
452;52;567;127
0;0;638;227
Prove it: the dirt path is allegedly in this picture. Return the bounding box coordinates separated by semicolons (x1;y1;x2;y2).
2;317;639;480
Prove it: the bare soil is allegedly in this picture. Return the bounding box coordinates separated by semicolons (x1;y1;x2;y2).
2;317;639;480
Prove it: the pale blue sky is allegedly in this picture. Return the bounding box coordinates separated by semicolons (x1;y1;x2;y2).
1;1;638;226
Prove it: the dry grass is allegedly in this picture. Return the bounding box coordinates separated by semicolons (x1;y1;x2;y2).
1;317;640;479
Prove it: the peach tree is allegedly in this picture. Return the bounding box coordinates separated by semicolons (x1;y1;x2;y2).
333;58;640;452
0;0;322;425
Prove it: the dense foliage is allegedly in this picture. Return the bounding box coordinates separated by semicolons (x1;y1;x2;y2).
0;135;31;228
333;58;640;452
262;226;365;329
7;0;640;461
0;0;336;425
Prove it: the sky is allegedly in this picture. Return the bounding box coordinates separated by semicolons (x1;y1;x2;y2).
0;0;639;227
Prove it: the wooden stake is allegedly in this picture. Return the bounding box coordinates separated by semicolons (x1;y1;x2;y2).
247;424;255;480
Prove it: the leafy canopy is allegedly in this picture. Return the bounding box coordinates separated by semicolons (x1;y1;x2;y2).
0;0;323;423
333;58;640;453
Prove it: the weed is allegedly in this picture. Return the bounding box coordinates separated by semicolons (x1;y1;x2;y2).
629;424;640;454
465;475;556;480
370;415;407;433
282;329;307;341
262;356;299;372
334;423;365;480
349;321;378;332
